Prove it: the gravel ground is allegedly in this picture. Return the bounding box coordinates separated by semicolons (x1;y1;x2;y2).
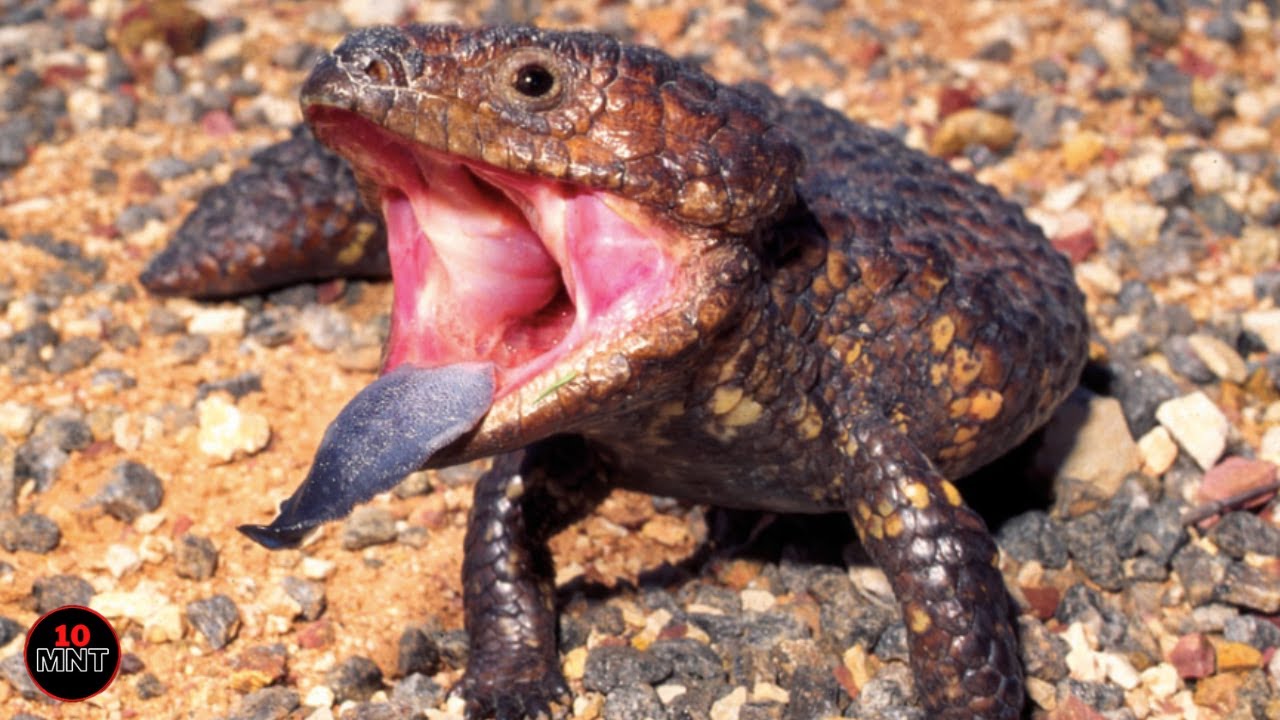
2;1;1279;719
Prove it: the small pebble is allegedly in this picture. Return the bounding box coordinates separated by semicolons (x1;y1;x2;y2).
1147;168;1192;205
1188;150;1236;194
186;305;247;336
148;306;187;334
1034;392;1137;508
196;394;271;463
304;684;335;707
397;626;441;677
583;645;672;692
33;409;92;452
1155;392;1229;470
229;686;300;720
931;108;1018;156
1203;13;1244;45
0;511;61;553
169;333;210;364
1241;309;1280;353
14;433;69;491
1186;335;1246;387
104;543;142;577
136;672;166;699
0;400;38;436
326;655;384;703
1136;426;1178;477
175;533;219;580
282;576;326;620
99;460;165;522
392;673;444;711
998;511;1069;569
33;573;94;612
1216;563;1280;614
195;372;263;402
341;506;398;550
1193;194;1245;237
1198;457;1277;510
187;594;242;649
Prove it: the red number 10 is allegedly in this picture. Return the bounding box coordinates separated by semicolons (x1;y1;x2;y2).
53;624;90;647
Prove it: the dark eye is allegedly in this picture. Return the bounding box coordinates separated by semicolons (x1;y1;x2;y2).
513;63;555;98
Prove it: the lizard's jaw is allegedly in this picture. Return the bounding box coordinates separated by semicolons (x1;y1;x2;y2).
307;106;683;404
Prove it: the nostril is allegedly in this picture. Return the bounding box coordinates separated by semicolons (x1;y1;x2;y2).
363;58;392;83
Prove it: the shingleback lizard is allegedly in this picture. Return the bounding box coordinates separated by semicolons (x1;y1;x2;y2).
144;24;1088;720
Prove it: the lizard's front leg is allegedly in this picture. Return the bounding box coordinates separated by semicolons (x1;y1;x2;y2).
846;421;1023;719
458;435;610;720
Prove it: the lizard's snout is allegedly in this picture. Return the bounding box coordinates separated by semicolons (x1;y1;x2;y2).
326;25;423;89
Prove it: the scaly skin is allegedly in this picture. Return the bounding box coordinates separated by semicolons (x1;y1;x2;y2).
152;24;1088;720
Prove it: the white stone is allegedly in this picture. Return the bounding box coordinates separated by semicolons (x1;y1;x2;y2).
0;401;38;437
186;306;247;337
1094;17;1133;70
1102;198;1165;246
143;603;186;643
709;686;747;720
1042;181;1087;212
1155;392;1229;470
112;413;142;451
197;394;271;463
1063;622;1107;682
340;0;412;26
1186;333;1247;383
1260;427;1280;466
138;534;172;563
656;683;688;704
301;557;336;580
104;544;141;578
740;588;776;613
304;685;336;707
750;682;790;704
1218;125;1272;153
1137;426;1179;477
1242;309;1280;353
1041;394;1139;497
1100;651;1140;689
1188;150;1236;194
1140;663;1180;699
1075;260;1123;296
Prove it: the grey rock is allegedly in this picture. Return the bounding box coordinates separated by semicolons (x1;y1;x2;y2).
175;533;218;580
186;594;241;649
999;511;1069;569
228;686;299;720
396;626;440;677
1209;512;1280;558
0;512;60;553
582;645;672;692
32;574;93;612
99;460;164;522
282;576;326;621
327;655;384;703
342;506;397;550
603;684;668;720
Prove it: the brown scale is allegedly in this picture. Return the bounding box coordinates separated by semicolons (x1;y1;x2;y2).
147;24;1087;720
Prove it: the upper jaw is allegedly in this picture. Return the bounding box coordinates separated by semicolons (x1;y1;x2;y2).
302;100;732;459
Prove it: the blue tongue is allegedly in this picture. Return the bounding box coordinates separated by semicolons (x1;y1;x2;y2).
239;362;495;549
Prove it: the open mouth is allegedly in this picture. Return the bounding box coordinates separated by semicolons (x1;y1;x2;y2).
306;106;681;400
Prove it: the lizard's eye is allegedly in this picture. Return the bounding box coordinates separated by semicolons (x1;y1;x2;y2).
494;49;565;111
513;63;555;98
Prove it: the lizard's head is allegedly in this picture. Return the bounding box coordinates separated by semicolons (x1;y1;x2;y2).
301;24;801;457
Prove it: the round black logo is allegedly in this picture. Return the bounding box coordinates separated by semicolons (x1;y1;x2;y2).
23;605;121;702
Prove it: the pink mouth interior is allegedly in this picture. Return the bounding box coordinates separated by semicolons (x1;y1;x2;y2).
307;107;676;399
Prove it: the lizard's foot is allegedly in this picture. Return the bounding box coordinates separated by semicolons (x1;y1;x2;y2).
456;668;570;720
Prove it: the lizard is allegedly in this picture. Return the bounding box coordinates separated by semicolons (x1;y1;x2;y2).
146;24;1088;720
